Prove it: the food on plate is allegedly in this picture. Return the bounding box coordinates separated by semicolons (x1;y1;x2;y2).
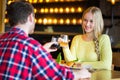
66;61;75;67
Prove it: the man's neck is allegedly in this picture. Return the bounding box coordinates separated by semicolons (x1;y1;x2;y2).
14;24;29;36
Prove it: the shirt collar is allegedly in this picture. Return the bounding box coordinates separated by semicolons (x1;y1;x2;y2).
10;27;28;36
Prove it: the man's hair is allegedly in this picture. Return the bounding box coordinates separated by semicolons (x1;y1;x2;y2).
7;1;34;26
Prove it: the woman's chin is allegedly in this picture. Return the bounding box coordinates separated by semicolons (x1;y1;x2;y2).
85;29;93;33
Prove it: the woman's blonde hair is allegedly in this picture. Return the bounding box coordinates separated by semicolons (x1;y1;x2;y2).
82;7;104;61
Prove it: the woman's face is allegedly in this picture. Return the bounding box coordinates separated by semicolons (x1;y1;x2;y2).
82;12;95;33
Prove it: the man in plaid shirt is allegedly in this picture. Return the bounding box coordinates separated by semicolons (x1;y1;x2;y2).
0;1;91;80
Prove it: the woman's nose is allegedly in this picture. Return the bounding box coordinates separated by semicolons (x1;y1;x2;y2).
86;21;90;26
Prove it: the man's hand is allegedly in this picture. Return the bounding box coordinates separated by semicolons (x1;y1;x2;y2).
43;42;58;52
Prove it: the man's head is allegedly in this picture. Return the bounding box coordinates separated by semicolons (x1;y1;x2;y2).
7;1;35;34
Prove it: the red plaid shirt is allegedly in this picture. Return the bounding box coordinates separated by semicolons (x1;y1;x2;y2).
0;27;74;80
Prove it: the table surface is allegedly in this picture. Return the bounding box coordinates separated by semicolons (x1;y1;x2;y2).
59;60;120;80
91;70;120;80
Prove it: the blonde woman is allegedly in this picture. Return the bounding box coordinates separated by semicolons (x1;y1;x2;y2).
60;6;112;70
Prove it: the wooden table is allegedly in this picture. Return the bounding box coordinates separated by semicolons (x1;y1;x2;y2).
91;70;120;80
59;60;120;80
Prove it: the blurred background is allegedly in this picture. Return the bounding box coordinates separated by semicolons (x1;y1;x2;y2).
3;0;120;47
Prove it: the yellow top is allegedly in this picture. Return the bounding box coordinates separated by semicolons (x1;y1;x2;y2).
63;34;112;70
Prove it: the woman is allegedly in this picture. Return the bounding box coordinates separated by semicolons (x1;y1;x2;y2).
60;6;112;70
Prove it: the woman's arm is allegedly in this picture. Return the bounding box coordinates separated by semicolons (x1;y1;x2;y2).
62;35;79;62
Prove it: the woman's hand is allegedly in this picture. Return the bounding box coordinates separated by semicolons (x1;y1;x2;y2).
43;42;58;52
72;63;81;68
58;38;70;47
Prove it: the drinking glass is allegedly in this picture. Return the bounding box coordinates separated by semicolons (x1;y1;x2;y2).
50;36;60;49
51;36;58;42
59;34;69;47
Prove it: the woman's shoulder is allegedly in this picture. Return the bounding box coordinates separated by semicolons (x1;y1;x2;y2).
74;34;82;38
72;34;82;40
99;34;110;39
99;34;110;41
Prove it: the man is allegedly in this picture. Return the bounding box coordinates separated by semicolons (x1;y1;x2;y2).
0;1;91;80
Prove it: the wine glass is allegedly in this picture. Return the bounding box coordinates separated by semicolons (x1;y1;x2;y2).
50;36;60;49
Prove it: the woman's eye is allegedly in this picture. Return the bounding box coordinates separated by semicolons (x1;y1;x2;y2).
84;19;87;22
90;20;93;23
